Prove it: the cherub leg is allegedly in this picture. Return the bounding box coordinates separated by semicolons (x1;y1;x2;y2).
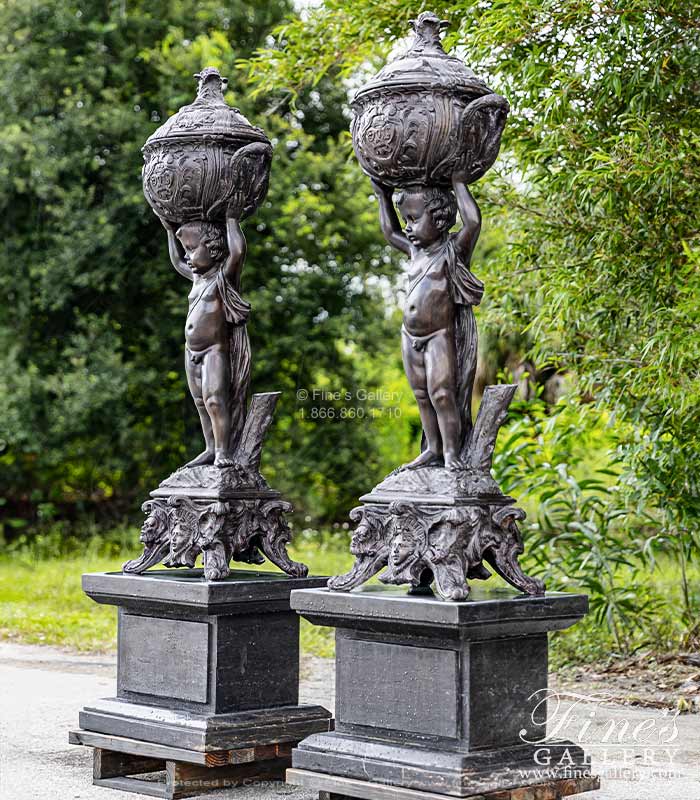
185;353;215;467
425;331;462;470
201;348;234;467
401;330;443;469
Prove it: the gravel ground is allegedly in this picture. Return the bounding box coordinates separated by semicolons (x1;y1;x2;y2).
0;642;698;800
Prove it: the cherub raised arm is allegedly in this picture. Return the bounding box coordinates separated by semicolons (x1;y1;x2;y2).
370;176;484;470
450;172;482;265
158;215;193;280
370;178;411;256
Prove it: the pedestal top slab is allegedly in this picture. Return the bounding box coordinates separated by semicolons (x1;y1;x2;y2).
291;585;587;636
83;569;328;610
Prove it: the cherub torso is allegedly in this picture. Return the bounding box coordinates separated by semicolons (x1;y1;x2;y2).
185;272;228;351
403;245;454;336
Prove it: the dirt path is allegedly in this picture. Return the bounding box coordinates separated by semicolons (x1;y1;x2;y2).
555;654;700;713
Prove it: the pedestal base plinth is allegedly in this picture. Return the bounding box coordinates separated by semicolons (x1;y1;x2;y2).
70;569;333;796
290;586;598;799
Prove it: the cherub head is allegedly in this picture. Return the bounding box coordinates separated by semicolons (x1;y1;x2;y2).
396;186;457;247
176;221;226;274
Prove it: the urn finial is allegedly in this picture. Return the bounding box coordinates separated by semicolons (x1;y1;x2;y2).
193;67;228;104
408;11;450;55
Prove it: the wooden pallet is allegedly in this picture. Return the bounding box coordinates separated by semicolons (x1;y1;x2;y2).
288;768;601;800
69;730;292;799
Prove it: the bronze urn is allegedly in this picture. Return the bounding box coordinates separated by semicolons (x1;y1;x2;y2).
142;67;272;223
351;12;509;188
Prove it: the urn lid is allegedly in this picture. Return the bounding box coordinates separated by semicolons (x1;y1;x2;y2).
143;67;270;150
353;12;492;104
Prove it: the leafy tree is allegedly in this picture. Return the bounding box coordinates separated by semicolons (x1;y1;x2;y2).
244;0;700;628
0;0;401;527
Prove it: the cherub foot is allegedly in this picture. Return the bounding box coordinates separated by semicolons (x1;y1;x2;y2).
444;454;465;472
214;451;237;468
400;449;442;471
185;449;215;468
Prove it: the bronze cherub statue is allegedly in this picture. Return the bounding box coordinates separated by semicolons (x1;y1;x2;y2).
123;68;308;581
371;173;484;471
330;12;544;600
157;189;255;468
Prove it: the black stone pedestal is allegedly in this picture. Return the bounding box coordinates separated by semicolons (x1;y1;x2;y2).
290;586;597;799
70;569;332;797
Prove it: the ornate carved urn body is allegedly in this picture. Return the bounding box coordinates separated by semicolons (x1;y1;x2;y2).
351;12;509;188
142;67;271;222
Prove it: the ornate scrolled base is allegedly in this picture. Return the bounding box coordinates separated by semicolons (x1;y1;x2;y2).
332;496;544;601
329;383;544;601
123;471;306;581
483;506;545;596
121;546;170;574
255;499;309;578
327;554;386;592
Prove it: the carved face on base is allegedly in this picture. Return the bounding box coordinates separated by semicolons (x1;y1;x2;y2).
350;520;378;556
382;515;426;584
166;505;200;568
140;506;169;545
198;502;228;549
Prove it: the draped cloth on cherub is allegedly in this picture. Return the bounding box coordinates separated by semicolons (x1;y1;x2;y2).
217;269;252;453
419;235;484;459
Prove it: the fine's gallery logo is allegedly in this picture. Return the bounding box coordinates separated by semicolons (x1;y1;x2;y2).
520;689;682;781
